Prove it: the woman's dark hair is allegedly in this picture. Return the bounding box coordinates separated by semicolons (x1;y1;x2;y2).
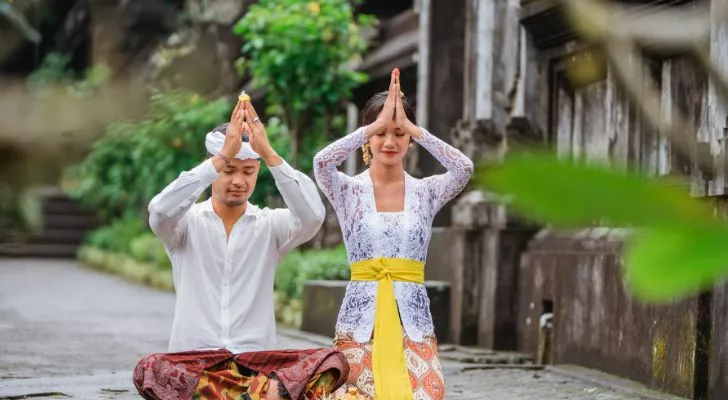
360;91;416;126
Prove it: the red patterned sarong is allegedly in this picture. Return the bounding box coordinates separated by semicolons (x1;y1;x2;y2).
133;348;349;400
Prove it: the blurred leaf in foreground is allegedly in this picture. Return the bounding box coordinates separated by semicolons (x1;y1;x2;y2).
626;226;728;302
475;152;728;302
475;152;716;229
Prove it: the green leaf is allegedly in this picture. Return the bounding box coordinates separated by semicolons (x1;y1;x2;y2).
625;226;728;302
232;0;374;160
477;151;716;229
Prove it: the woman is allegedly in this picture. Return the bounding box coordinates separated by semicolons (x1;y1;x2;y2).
313;68;473;400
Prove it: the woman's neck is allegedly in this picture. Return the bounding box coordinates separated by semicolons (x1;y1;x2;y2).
369;160;405;184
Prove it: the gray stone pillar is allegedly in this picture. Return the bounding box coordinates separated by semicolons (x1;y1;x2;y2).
415;0;468;227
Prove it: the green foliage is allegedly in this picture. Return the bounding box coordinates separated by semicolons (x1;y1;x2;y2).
27;52;110;96
255;116;292;202
625;226;728;302
476;152;728;303
79;246;174;292
274;244;350;327
129;232;172;270
84;217;170;269
478;152;715;229
27;53;74;87
84;217;147;254
275;244;350;302
234;0;370;118
233;0;372;163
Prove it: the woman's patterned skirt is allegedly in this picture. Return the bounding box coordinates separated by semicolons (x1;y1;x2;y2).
332;330;446;400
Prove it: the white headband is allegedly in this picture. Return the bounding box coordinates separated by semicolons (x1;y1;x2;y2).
205;130;260;160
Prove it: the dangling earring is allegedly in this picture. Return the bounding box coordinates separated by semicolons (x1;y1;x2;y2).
362;143;372;166
408;142;414;149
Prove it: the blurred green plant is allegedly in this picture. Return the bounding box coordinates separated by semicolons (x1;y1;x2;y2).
84;216;147;254
79;219;174;291
83;217;171;270
275;244;350;302
27;53;75;87
256;116;293;203
129;232;172;269
233;0;373;165
477;153;728;302
274;244;349;327
27;52;111;96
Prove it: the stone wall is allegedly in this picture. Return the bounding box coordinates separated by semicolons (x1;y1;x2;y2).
300;280;451;341
516;225;728;399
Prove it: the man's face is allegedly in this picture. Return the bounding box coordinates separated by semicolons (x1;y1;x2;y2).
211;158;260;207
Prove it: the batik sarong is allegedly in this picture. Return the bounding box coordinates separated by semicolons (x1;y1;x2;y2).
133;348;349;400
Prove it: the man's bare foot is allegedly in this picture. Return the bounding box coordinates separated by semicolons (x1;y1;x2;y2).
266;379;284;400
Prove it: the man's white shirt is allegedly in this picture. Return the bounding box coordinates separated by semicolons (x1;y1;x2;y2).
148;158;325;353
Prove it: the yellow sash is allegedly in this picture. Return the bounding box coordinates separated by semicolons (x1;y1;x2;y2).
350;257;425;400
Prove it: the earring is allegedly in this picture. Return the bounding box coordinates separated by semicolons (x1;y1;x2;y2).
362;143;372;166
408;142;414;148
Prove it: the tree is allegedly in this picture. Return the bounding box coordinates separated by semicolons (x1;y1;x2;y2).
233;0;373;166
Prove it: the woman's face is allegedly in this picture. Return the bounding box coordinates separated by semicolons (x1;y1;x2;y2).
368;119;411;167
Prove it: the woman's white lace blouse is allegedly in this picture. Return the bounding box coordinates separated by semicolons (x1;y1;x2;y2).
313;126;474;343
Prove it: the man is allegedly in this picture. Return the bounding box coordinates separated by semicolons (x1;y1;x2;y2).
133;98;348;400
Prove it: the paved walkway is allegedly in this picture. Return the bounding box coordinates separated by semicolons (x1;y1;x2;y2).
0;259;684;399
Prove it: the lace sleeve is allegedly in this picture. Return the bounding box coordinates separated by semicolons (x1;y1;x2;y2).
313;127;367;205
415;128;474;213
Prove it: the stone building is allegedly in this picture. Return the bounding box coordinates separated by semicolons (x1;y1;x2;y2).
342;0;728;398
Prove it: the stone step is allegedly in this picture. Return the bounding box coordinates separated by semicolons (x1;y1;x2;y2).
0;243;78;258
438;344;535;365
0;191;97;258
42;214;99;230
26;228;90;245
42;196;94;216
0;228;89;245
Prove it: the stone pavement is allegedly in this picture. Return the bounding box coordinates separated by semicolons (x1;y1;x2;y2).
0;259;685;399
